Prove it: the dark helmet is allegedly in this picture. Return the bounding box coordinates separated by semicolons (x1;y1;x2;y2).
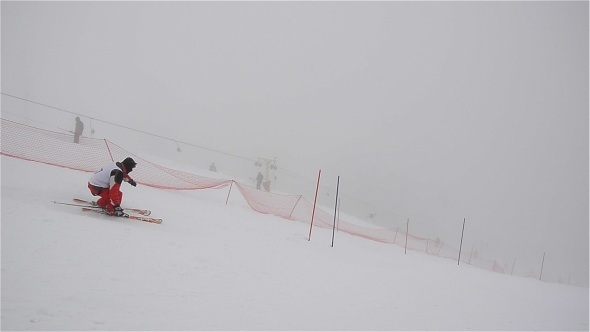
122;157;137;173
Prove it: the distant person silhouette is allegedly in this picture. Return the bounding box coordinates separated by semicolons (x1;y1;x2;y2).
256;172;264;190
74;117;84;143
209;162;217;172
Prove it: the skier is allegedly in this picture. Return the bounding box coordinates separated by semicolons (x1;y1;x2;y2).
87;157;137;216
73;117;84;143
256;172;264;190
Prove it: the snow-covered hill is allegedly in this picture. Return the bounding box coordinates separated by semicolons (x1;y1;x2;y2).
1;156;588;330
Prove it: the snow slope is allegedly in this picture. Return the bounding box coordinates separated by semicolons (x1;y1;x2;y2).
1;156;588;331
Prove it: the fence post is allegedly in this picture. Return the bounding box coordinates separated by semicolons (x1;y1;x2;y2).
289;195;303;219
225;181;234;205
539;252;546;281
307;169;321;241
405;219;409;254
104;139;114;161
331;176;340;248
458;218;466;265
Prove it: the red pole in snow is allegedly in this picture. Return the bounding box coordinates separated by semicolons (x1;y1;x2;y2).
308;169;321;241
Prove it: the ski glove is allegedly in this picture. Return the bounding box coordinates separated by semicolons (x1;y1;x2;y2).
128;179;137;187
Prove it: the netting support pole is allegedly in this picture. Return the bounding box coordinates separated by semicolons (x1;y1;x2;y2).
458;218;466;265
104;139;114;161
289;195;303;219
225;181;234;205
405;218;409;254
331;176;340;248
308;169;321;241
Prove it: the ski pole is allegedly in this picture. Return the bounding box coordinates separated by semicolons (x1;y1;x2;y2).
51;201;101;209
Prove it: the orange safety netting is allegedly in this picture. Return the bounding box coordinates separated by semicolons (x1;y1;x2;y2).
1;118;505;274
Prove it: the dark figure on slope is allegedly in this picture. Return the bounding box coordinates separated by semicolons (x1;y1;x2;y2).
256;172;264;190
74;117;84;143
87;157;137;216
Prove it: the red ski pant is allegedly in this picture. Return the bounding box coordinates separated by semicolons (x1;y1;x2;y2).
88;183;123;213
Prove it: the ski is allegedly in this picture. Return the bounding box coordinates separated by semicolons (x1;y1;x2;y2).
73;198;151;216
81;207;162;224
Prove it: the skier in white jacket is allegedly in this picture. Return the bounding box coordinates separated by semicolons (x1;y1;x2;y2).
88;157;137;216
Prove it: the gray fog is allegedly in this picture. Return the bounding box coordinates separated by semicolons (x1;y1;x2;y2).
2;1;588;286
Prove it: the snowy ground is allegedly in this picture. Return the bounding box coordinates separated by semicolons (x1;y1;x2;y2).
1;155;588;331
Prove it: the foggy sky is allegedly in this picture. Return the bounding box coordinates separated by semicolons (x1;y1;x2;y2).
2;1;588;286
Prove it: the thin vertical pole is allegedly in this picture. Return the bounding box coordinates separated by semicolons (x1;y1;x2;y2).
104;139;114;161
405;218;409;254
511;258;516;275
225;181;234;205
539;252;546;281
331;176;340;248
308;170;321;241
288;195;303;218
458;218;466;265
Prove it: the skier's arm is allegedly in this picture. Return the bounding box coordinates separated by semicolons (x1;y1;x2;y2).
124;174;137;187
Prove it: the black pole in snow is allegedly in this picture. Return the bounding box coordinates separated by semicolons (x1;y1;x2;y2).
225;181;234;205
458;218;466;265
331;176;340;248
405;219;409;254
